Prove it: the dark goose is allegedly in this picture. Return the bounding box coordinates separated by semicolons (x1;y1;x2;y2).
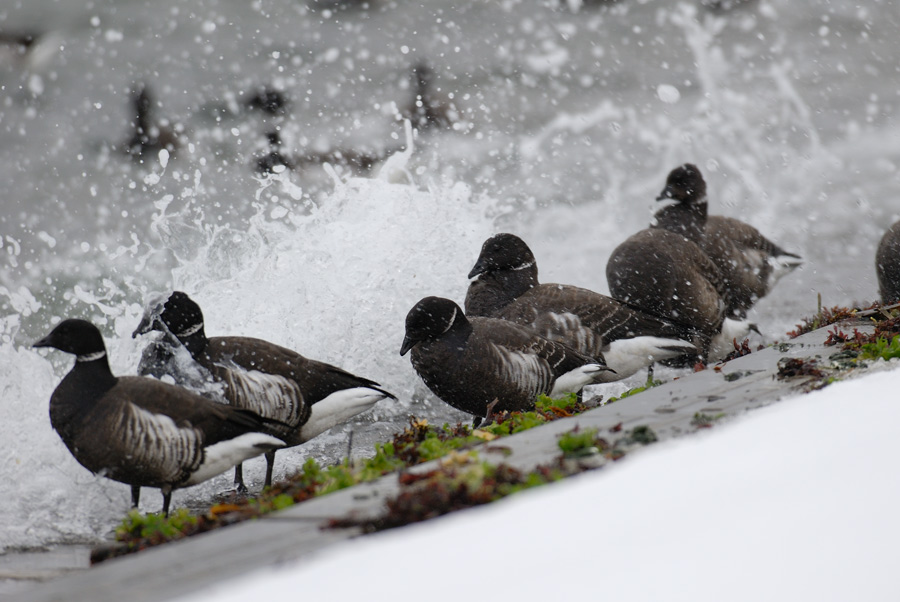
33;319;284;516
876;220;900;303
654;163;803;319
605;220;733;362
465;233;697;374
133;291;395;489
401;296;613;418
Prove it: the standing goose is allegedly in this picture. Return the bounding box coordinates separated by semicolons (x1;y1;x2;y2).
401;296;612;418
654;163;803;319
876;220;900;303
33;319;284;516
465;233;697;375
133;292;395;490
605;213;734;362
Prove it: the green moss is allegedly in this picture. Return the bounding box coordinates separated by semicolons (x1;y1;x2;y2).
858;335;900;362
105;393;611;560
691;412;726;428
115;509;198;547
625;425;658;445
557;427;601;457
535;392;580;412
607;379;662;404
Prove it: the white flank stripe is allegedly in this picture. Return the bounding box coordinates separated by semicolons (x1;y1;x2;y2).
492;344;545;395
298;388;388;441
223;367;304;424
185;433;284;486
121;405;203;484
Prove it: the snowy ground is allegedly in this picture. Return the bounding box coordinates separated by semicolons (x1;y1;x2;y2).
175;366;900;602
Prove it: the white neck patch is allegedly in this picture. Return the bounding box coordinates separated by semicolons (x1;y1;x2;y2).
76;351;107;363
512;261;535;271
177;322;203;338
441;308;457;334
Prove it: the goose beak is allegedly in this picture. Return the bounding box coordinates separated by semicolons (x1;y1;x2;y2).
32;334;53;348
132;314;154;338
399;335;416;356
467;258;488;280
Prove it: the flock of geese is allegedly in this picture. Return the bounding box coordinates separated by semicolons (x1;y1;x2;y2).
34;161;900;516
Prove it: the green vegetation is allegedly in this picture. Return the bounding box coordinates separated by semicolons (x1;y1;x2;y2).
557;427;601;458
103;391;636;562
691;412;726;428
329;453;565;533
607;380;662;404
858;335;900;362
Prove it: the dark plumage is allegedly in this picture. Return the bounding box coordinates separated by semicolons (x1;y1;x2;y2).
653;163;802;318
33;319;283;516
401;296;612;418
466;233;697;374
124;83;180;163
876;220;900;303
133;292;395;489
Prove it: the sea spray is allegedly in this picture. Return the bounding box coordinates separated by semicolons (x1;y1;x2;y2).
0;162;507;547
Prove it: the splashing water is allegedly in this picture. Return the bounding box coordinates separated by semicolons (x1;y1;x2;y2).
2;0;900;551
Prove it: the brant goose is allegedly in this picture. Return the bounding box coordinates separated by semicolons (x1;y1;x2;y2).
605;227;733;362
124;83;181;163
654;163;803;318
33;319;284;516
465;233;698;374
133;292;395;489
401;296;612;418
876;220;900;303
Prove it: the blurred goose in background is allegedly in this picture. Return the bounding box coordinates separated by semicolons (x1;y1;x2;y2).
466;233;698;373
876;220;900;304
133;292;395;490
34;319;284;516
123;82;181;163
401;296;612;420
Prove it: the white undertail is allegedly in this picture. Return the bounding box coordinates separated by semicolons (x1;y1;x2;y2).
708;318;752;362
298;388;389;441
767;254;803;288
550;364;607;397
602;336;696;381
185;433;284;486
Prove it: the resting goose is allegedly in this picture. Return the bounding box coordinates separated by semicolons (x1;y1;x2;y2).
33;319;284;516
654;163;803;319
401;296;612;418
466;233;697;374
133;292;395;490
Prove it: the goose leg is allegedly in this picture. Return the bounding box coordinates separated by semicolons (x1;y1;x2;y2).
264;450;276;487
161;486;173;517
131;484;141;509
233;464;248;494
